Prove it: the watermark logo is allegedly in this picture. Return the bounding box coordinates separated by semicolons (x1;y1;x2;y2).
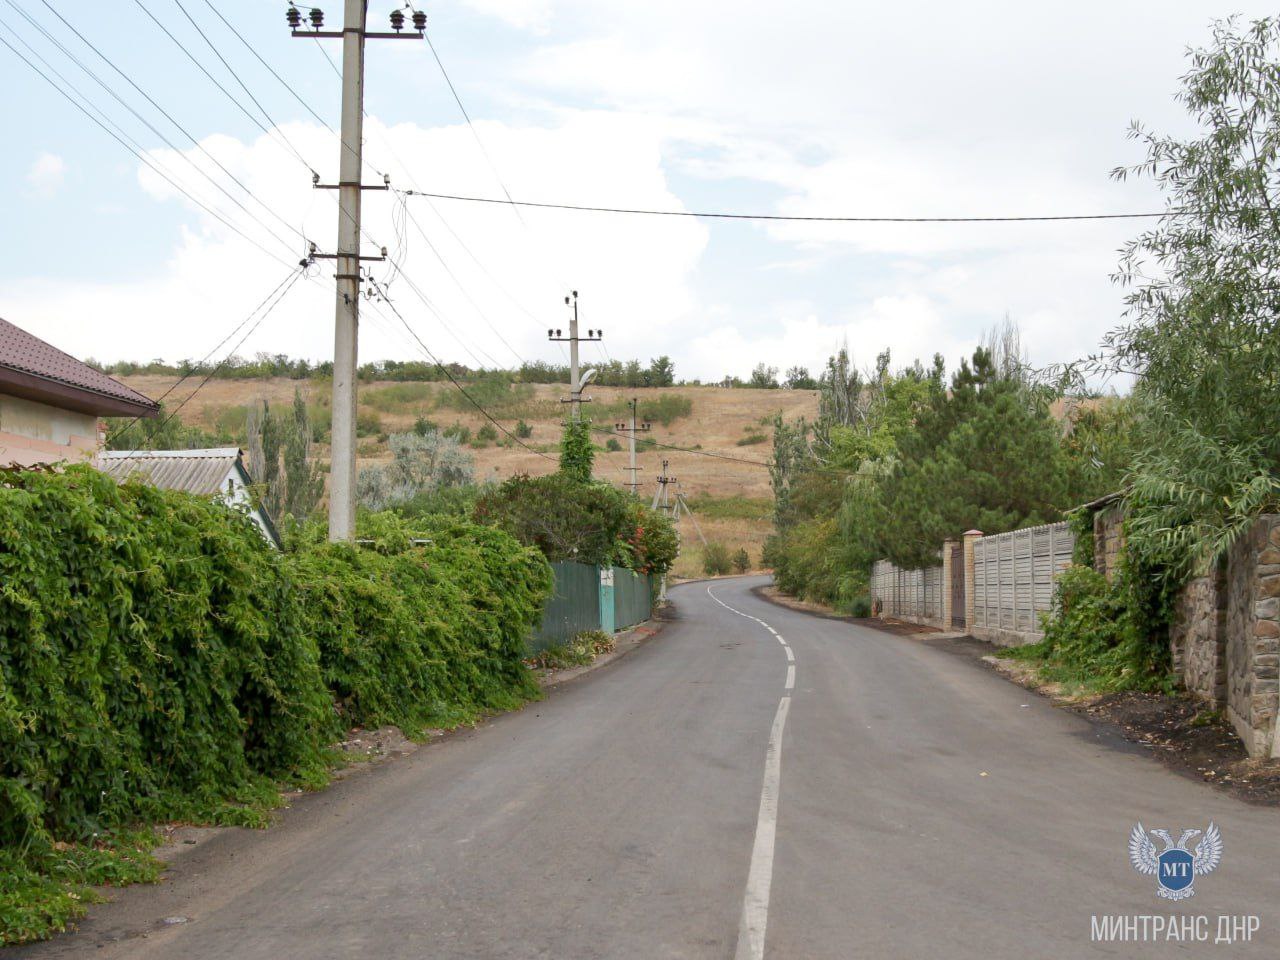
1129;822;1223;901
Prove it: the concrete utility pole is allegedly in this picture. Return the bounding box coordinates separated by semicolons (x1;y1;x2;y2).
614;398;650;495
652;459;677;601
288;2;423;542
548;291;602;421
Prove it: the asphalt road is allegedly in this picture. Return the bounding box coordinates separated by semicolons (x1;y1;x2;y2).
17;575;1280;959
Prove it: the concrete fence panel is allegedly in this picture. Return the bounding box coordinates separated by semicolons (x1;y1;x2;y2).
970;522;1074;647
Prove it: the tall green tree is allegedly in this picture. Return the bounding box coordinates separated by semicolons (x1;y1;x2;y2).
1105;15;1280;572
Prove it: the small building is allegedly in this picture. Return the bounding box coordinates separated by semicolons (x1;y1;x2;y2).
0;317;158;467
97;447;281;549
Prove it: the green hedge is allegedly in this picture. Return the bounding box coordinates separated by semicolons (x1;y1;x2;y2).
0;466;550;938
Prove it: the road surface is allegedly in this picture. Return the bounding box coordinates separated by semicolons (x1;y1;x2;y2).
17;576;1279;958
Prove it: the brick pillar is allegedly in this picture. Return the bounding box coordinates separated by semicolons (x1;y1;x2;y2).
942;539;958;629
963;530;983;636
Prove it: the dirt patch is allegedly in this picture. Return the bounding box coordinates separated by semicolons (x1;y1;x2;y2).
1077;692;1280;806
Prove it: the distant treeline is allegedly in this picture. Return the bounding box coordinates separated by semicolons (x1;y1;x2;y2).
90;353;677;387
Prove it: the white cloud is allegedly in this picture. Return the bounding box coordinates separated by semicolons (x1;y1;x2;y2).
459;0;554;33
26;153;66;197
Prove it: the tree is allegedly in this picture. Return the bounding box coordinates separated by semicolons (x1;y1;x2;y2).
784;366;817;390
1102;15;1280;572
559;420;595;483
749;363;780;389
282;389;324;520
648;355;675;387
880;345;1072;567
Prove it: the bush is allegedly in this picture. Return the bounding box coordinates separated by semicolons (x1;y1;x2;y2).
363;382;434;412
288;513;550;734
525;630;614;670
702;542;733;576
514;419;533;439
732;548;751;573
356;409;382;437
605;437;623;452
443;422;472;445
0;468;550;942
474;423;499;447
474;473;677;575
737;432;768;446
413;416;437;437
1010;563;1173;692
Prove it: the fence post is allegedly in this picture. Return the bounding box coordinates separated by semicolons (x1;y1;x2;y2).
963;530;982;635
598;566;616;634
942;539;958;627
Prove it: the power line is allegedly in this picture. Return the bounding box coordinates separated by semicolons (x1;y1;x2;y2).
131;0;317;174
105;264;306;445
113;266;306;455
365;279;556;461
0;24;297;269
423;30;524;223
405;190;1171;223
12;0;306;254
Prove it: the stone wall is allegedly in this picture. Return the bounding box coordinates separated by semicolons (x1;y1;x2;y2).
1169;566;1226;704
1224;516;1280;760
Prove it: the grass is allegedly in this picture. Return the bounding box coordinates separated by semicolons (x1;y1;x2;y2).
737;432;768;446
685;495;774;521
362;382;436;413
596;394;693;427
525;630;615;670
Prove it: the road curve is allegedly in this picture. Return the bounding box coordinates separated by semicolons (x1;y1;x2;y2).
16;575;1280;959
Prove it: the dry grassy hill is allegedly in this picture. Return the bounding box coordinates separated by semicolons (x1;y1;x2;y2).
121;376;818;578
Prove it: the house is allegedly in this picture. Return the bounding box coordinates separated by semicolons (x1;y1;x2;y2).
97;448;282;549
0;317;158;467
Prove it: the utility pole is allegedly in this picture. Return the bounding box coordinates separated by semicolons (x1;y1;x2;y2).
288;2;423;542
548;291;602;421
652;459;677;601
614;398;650;495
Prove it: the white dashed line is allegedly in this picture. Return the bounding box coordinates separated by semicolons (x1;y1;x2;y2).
706;585;795;960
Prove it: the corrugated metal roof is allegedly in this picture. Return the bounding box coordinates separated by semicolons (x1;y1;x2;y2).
97;448;243;496
0;317;157;410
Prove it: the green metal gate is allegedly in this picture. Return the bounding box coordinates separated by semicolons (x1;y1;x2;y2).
612;566;652;630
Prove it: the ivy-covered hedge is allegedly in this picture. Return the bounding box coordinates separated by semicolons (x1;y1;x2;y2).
0;466;550;941
288;512;551;734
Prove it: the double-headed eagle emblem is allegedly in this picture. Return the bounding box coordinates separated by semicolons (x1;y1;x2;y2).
1129;822;1223;900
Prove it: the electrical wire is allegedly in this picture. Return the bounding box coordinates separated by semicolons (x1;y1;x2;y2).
404;190;1172;223
365;279;556;461
132;0;318;174
423;29;524;223
105;264;306;445
114;266;307;455
0;25;298;270
12;0;306;254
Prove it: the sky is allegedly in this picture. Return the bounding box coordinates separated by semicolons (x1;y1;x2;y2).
0;1;1273;384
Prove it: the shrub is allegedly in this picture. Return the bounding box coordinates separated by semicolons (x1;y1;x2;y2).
356;431;474;513
442;422;472;445
732;548;751;573
737;432;768;446
526;630;614;670
0;469;550;941
702;542;733;576
1010;563;1173;692
474;473;677;574
413;416;437;437
475;423;499;446
356;409;382;437
514;419;534;439
363;382;434;413
605;437;623;452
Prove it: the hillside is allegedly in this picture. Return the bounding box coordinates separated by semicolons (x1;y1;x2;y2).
120;376;819;578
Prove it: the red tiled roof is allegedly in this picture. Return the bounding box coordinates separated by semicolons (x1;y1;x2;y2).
0;317;157;413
